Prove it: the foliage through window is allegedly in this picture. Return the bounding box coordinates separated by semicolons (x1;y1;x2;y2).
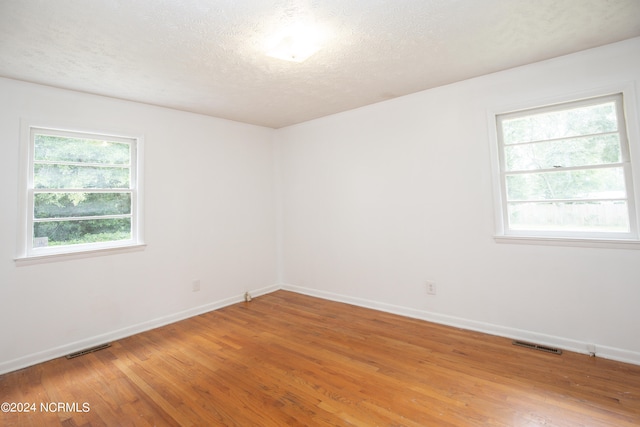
24;127;142;256
494;93;638;240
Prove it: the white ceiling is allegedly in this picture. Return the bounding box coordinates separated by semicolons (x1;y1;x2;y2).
1;1;639;129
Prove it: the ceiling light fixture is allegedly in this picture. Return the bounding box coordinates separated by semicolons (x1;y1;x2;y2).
266;23;326;63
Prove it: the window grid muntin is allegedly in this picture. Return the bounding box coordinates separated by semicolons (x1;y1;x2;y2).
496;93;637;238
27;127;138;254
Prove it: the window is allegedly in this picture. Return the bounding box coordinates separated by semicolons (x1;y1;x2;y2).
18;125;144;260
493;93;639;243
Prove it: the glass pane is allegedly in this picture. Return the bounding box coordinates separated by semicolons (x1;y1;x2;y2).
502;101;617;145
507;201;629;233
506;167;626;201
34;134;130;164
34;164;130;189
505;134;621;171
34;192;131;219
34;218;131;246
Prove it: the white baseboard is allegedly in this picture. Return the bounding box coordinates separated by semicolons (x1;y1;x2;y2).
281;284;640;366
0;283;280;375
3;282;638;375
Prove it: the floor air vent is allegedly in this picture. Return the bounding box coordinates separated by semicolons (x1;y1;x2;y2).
513;340;562;355
66;343;111;359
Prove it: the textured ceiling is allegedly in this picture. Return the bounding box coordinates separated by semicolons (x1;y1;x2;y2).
1;0;639;128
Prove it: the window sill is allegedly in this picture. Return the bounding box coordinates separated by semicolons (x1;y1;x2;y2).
494;235;640;250
14;243;147;266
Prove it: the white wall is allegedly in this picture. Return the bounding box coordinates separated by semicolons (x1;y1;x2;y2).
2;38;639;374
277;37;640;364
0;78;278;373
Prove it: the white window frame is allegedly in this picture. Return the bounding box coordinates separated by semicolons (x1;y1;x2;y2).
16;121;145;264
488;86;640;249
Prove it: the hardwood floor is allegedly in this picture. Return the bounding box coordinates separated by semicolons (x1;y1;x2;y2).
1;290;639;426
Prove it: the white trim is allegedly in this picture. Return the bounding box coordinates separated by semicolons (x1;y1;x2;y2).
487;82;640;244
281;284;640;366
497;93;622;123
14;243;147;266
494;235;640;249
0;284;280;375
3;283;638;375
16;119;145;261
622;83;640;239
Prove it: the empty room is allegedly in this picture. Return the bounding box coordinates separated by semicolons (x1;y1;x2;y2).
1;0;640;425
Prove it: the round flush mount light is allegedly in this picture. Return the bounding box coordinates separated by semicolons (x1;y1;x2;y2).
265;22;327;62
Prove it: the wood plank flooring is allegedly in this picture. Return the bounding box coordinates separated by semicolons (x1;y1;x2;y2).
1;290;639;426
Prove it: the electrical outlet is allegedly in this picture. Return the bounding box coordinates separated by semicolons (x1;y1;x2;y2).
192;280;200;292
426;281;437;295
